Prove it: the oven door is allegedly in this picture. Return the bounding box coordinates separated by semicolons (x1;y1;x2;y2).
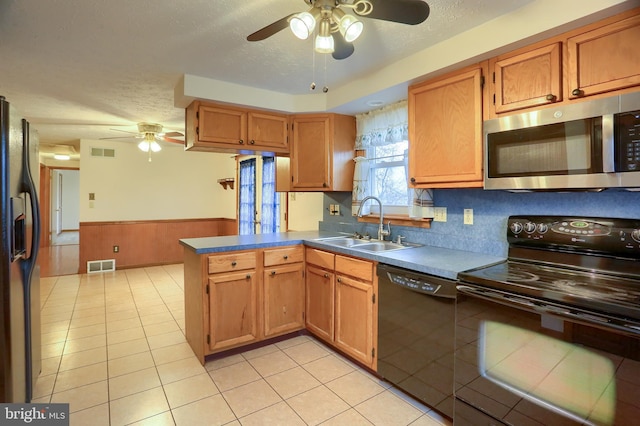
455;284;639;426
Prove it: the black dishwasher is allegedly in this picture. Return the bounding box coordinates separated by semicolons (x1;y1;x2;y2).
377;264;456;420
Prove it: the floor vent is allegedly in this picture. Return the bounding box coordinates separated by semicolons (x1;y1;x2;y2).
91;147;116;158
87;259;116;273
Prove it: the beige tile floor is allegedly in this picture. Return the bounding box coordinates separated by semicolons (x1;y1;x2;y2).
36;264;450;426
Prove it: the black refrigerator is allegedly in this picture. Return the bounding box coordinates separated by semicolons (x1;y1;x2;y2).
0;95;41;402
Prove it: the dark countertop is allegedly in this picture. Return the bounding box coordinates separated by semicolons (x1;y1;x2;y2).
180;231;505;280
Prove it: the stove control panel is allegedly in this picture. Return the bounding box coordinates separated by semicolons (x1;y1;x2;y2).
507;216;640;258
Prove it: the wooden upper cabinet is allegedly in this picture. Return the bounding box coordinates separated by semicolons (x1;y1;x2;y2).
197;105;246;145
247;111;288;150
567;13;640;99
408;65;484;188
290;113;355;191
185;101;289;154
492;42;562;114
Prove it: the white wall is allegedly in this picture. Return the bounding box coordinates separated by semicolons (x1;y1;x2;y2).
287;192;323;231
79;139;236;221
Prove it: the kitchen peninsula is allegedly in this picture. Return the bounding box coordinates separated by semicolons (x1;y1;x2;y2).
180;232;503;366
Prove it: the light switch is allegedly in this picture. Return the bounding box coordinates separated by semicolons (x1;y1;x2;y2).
464;209;473;225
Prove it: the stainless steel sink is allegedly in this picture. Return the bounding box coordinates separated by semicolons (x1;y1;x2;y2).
314;236;372;247
315;236;422;252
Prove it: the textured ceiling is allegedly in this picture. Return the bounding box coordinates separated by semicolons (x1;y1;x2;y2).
0;0;632;154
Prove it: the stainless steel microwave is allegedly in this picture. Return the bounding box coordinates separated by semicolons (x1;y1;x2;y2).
484;92;640;190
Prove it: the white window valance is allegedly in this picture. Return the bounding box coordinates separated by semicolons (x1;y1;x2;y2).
355;100;408;149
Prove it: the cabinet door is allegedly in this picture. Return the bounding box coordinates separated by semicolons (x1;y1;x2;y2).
291;115;331;190
305;265;334;342
408;67;484;188
493;43;561;113
208;271;257;351
334;274;374;367
248;112;288;150
567;14;640;99
264;264;305;337
198;105;247;146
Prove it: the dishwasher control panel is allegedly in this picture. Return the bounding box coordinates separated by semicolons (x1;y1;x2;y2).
387;272;441;295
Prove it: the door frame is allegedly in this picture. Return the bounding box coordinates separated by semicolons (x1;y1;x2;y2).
39;165;79;248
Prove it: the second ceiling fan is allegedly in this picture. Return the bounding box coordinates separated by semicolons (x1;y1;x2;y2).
247;0;431;60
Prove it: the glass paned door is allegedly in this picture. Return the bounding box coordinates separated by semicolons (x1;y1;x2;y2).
261;157;280;233
239;158;256;235
238;156;283;235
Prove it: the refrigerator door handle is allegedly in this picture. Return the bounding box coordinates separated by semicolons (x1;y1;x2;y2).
19;119;40;266
19;118;40;402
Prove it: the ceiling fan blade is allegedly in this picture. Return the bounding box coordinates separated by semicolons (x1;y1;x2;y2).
163;131;184;138
332;33;354;60
366;0;430;25
99;136;140;140
108;128;139;135
162;136;185;145
247;14;295;41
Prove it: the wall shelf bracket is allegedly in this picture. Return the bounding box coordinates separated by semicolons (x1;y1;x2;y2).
218;178;235;190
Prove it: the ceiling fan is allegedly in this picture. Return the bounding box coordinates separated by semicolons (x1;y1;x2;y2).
247;0;430;60
102;122;184;160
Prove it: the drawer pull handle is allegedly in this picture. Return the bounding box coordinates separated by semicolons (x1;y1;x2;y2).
231;261;237;267
571;88;583;97
246;274;251;279
238;139;244;145
249;140;255;145
283;255;288;260
545;94;556;101
337;278;342;283
324;273;329;278
271;271;276;276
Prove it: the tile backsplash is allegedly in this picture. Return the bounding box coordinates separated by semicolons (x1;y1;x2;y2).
320;189;640;257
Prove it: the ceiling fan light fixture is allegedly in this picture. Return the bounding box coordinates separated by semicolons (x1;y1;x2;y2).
339;14;363;42
290;11;316;40
314;18;334;53
138;133;162;153
138;141;162;153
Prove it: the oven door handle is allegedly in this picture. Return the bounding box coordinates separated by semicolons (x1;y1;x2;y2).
456;285;640;337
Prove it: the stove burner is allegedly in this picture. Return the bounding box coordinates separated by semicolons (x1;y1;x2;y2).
508;270;539;283
477;266;541;283
552;279;585;287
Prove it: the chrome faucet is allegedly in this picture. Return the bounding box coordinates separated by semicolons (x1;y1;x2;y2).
356;196;390;241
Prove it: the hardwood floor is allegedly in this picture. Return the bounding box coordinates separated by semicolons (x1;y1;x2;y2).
39;244;80;277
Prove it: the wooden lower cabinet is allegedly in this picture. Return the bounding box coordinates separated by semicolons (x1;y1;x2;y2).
305;247;377;370
305;264;335;341
264;263;305;337
334;274;374;366
185;244;376;369
185;246;305;365
208;270;258;351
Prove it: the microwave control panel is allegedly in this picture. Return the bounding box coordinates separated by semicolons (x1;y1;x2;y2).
615;110;640;172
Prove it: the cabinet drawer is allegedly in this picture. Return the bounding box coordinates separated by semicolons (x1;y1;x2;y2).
335;255;373;282
208;252;256;274
264;246;304;267
305;247;335;270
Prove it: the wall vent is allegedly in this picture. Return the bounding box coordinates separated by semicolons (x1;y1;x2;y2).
87;259;116;273
91;147;116;158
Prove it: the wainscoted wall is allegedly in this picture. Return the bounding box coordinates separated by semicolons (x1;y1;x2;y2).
79;218;237;273
321;189;640;257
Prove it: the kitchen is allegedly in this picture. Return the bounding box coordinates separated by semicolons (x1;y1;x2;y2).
2;0;640;425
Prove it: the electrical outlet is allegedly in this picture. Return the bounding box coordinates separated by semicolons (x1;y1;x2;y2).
434;207;447;222
113;245;119;253
464;208;474;225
